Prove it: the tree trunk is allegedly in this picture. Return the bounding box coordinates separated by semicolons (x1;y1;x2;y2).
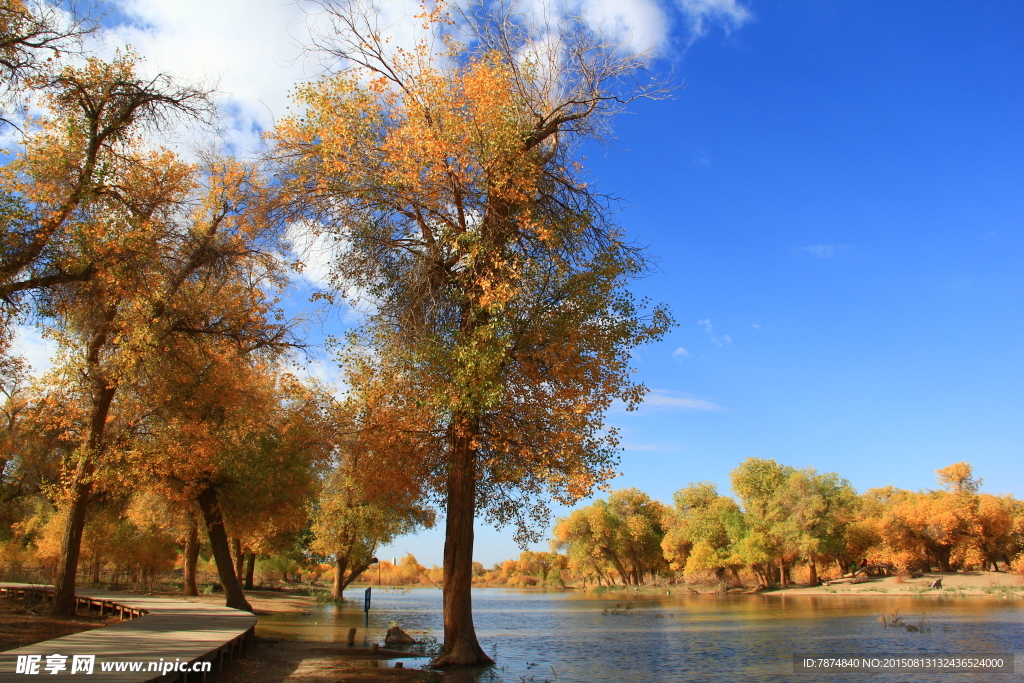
332;556;348;600
90;550;101;585
779;559;789;587
51;473;91;616
232;537;244;582
183;514;200;596
332;555;375;599
245;553;256;590
808;552;818;586
754;564;768;587
50;373;117;617
197;487;251;612
431;418;493;667
600;547;631;587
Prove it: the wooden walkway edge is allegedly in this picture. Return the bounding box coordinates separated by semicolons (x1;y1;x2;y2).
0;583;256;682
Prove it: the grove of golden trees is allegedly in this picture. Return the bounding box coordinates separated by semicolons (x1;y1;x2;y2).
553;460;1024;589
0;0;672;667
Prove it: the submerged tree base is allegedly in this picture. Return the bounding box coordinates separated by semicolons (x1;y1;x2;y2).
430;652;495;668
430;635;495;668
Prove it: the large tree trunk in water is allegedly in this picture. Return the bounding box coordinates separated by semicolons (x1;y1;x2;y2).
50;372;117;616
331;555;376;600
197;487;251;612
183;514;200;596
245;553;256;590
432;419;493;667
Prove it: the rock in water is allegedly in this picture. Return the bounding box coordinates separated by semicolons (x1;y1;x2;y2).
385;625;416;645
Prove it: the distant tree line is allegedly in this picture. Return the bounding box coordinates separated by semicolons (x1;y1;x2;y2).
550;459;1023;588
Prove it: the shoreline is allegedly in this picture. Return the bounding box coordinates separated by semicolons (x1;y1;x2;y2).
763;570;1023;598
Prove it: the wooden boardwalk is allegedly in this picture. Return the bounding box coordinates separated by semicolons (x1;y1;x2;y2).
0;583;255;682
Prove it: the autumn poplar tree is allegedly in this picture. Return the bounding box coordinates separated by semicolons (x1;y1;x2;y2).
661;482;743;582
0;0;95;129
136;360;330;610
0;51;310;614
277;1;672;665
312;464;435;599
553;489;667;586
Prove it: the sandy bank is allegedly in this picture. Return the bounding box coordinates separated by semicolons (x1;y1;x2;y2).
768;571;1023;597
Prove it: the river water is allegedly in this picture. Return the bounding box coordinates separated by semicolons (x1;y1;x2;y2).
255;587;1023;682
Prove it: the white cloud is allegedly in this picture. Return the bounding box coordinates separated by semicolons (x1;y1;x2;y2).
286;220;338;288
10;325;54;377
752;323;761;330
675;0;753;43
508;0;669;55
672;346;689;357
797;244;850;259
96;0;319;156
697;318;731;347
643;389;724;411
578;0;670;54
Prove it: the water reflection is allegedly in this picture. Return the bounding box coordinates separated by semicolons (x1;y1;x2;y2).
255;588;1023;682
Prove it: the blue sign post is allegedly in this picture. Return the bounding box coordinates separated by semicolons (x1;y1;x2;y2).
364;587;371;627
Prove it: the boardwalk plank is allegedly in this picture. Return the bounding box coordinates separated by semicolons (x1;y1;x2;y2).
0;584;255;682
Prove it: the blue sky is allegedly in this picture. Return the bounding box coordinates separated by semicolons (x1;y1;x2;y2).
606;0;1023;492
13;1;1023;567
392;1;1024;565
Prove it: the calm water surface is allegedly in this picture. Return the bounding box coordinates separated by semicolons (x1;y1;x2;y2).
256;588;1023;682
